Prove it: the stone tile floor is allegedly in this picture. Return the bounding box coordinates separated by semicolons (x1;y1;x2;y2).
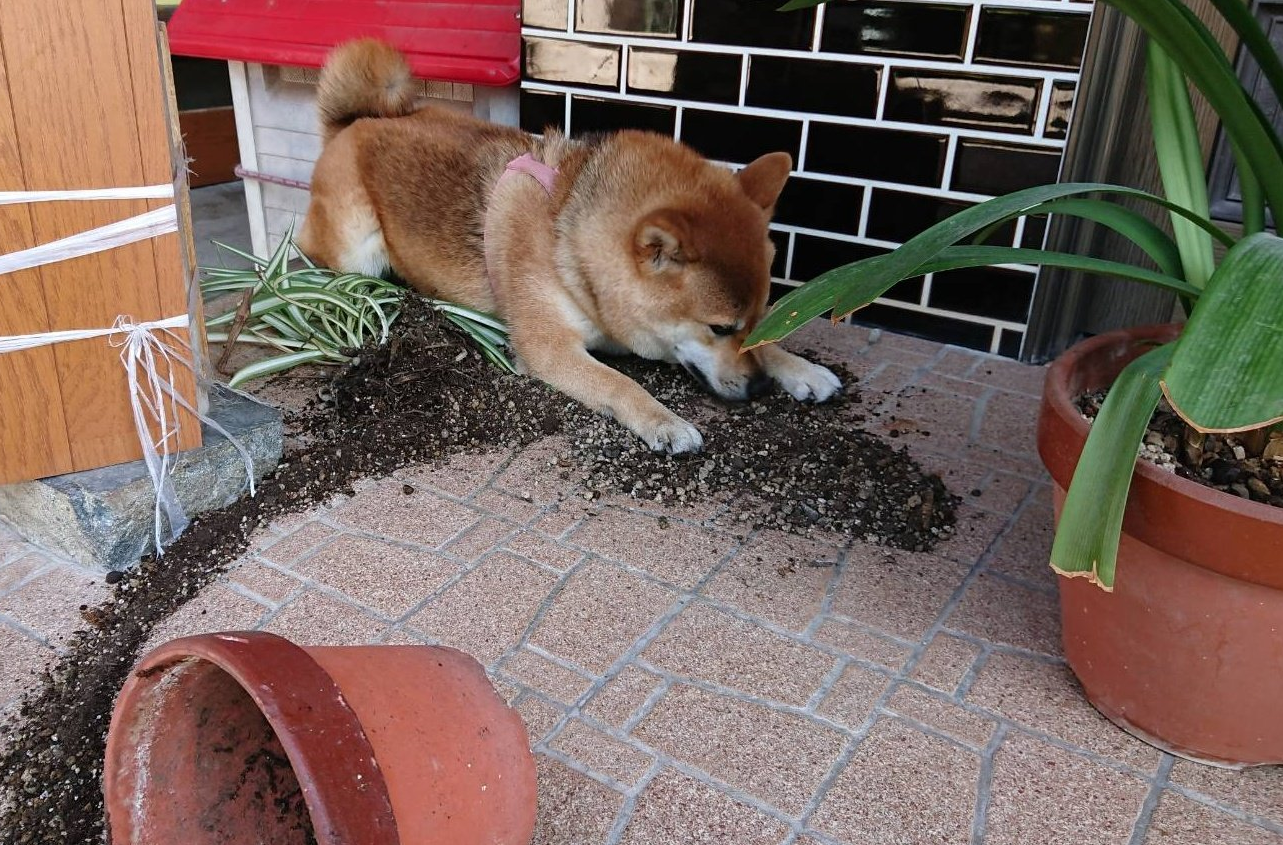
2;324;1281;844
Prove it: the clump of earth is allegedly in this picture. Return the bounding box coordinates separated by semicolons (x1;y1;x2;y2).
0;294;956;844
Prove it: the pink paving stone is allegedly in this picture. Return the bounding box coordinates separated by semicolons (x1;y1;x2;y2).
910;370;993;399
263;591;387;646
528;503;584;539
145;584;272;652
256;521;337;565
0;624;51;708
967;358;1048;398
406;552;557;665
984;732;1149;845
884;685;995;748
548;719;654;786
531;756;624;845
817;662;890;730
1145;791;1283;845
910;632;982;694
0;555;51;595
228;562;305;606
0;564;107;645
701;529;839;633
491;438;577;506
931;348;985;379
471;488;544;524
618;769;790;845
831;547;969;640
976;391;1043;458
812;620;913;672
503;528;582;571
0;526;32;564
643;602;838;707
517;694;568;746
860;361;920;393
959;443;1047;481
501;649;595;705
808;718;979;844
868;387;977;455
1168;760;1283;828
568;508;734;589
634;682;846;817
330;480;479;548
934;503;1011;565
287;534;462;618
396;449;512;499
528;560;678;673
444;517;517;561
582;666;664;729
947;572;1061;656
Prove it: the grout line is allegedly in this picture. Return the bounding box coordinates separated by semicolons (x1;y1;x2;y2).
970;722;1008;844
1163;782;1283;836
1126;755;1175;845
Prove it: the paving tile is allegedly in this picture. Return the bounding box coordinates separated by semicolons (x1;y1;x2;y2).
885;685;995;748
986;504;1057;591
397;449;511;499
289;535;461;618
960;444;1047;481
331;480;479;548
263;591;387;646
443;517;517;561
257;521;337;565
969;358;1047;398
931;347;984;378
0;524;31;563
529;560;677;674
0;555;50;595
907;633;978;696
976;391;1042;457
407;552;557;665
528;504;584;539
618;769;790;845
568;509;732;589
808;718;978;844
503;529;582;571
947;572;1061;656
871;389;977;455
549;719;653;786
985;732;1148;845
492;439;576;506
228;562;305;606
1168;760;1283;828
517;694;568;746
0;565;107;645
1145;790;1283;845
832;547;968;640
975;471;1035;516
817;663;890;731
0;623;51;707
935;502;1011;565
267;505;326;535
702;530;839;632
145;584;271;653
502;649;595;705
582;666;663;729
531;756;624;845
472;488;544;524
812;620;913;672
914;371;990;400
644;602;837;707
635;682;845;816
860;361;920;393
966;652;1160;772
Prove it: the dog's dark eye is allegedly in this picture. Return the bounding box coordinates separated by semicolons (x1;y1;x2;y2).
709;324;737;337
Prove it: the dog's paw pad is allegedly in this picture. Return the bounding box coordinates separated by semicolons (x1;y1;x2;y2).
778;361;842;403
645;417;704;454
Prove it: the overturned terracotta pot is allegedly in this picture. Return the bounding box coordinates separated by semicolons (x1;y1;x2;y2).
104;632;537;844
1038;324;1283;768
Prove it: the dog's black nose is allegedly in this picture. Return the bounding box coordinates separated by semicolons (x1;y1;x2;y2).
746;372;774;399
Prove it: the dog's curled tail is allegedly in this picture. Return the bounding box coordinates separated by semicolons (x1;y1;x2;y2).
318;39;416;141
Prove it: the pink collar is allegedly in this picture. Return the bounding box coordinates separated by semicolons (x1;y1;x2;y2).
502;152;558;195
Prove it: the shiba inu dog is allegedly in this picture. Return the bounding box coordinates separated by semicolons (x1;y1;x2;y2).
299;39;841;453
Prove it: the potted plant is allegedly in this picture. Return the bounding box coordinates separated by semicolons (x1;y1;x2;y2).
758;0;1283;766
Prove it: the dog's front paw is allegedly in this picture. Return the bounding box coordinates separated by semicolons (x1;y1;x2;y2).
775;358;842;403
640;415;704;454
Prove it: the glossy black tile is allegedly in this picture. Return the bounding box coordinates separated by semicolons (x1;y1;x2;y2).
820;1;971;61
522;0;568;30
523;37;620;88
172;56;233;110
577;0;682;38
770;281;798;303
866;190;964;243
570;95;676;136
770;229;790;278
680;109;803;164
774;178;865;234
691;0;817;50
975;8;1090;70
885;69;1041;134
850;303;994;351
952;140;1062;195
928;266;1035;322
746;56;879;118
1045;81;1076;139
790;234;885;281
997;329;1023;358
1021;215;1048;249
627;48;742;105
806;122;947;187
520;90;567;134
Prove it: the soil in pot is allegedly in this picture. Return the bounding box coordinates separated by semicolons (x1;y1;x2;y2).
0;294;958;844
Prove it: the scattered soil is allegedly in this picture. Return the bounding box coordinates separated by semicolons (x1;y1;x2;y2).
1077;390;1283;507
0;295;956;844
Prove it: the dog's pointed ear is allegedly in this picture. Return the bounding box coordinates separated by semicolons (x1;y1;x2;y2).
634;210;695;272
737;152;792;211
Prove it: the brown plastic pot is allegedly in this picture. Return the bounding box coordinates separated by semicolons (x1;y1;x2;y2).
1037;324;1283;768
104;631;537;844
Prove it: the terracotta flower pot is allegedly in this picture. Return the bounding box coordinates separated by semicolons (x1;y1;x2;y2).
104;631;537;843
1037;324;1283;768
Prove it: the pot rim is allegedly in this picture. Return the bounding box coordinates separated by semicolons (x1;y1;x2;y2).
104;631;399;845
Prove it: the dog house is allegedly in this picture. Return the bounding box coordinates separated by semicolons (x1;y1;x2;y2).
166;0;522;257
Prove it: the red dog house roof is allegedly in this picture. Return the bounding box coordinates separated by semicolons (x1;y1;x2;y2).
166;0;520;86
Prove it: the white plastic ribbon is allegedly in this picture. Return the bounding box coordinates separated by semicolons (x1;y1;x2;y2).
0;183;174;205
0;205;178;276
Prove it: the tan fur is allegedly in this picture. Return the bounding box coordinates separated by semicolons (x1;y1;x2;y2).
300;39;842;453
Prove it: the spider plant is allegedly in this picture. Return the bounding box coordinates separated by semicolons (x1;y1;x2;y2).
756;0;1283;590
200;229;516;387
